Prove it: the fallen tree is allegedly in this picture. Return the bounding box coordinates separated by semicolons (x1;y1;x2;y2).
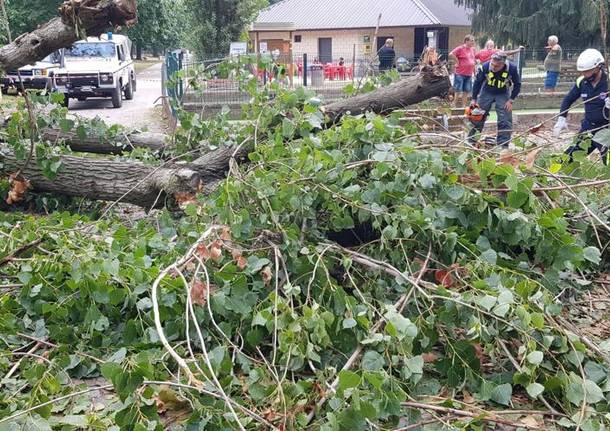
322;65;451;122
0;0;137;73
2;69;451;206
41;129;169;154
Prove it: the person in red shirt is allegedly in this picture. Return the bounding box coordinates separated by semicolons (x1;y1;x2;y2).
476;40;524;65
449;35;476;107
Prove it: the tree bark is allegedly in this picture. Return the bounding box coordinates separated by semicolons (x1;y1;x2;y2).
0;0;137;73
1;145;200;208
41;129;169;154
322;64;451;123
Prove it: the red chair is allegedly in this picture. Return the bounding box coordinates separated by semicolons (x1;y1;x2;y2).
336;65;346;80
345;66;353;80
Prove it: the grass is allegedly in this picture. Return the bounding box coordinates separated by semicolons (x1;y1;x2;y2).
0;94;19;113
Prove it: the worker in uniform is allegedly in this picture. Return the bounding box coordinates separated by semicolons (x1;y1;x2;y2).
553;49;610;164
467;51;522;148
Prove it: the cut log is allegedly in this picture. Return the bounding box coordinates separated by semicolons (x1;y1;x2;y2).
321;65;451;123
0;140;246;208
1;145;199;208
0;0;137;73
42;129;169;154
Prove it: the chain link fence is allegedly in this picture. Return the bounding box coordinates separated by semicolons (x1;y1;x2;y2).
162;46;594;116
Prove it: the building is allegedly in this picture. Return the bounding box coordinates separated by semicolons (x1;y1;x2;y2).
250;0;472;63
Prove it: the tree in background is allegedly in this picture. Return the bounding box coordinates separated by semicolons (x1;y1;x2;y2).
455;0;607;50
1;0;62;43
1;0;183;59
183;0;267;59
126;0;184;59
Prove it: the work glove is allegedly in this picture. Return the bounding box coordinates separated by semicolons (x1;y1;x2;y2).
553;116;568;138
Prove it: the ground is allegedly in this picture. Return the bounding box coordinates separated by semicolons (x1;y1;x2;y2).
68;62;170;133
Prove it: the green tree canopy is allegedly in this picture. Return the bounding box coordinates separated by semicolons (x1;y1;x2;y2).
1;0;62;43
183;0;267;58
125;0;185;58
455;0;607;49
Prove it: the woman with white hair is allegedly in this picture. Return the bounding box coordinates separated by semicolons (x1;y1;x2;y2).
544;35;562;92
476;39;524;64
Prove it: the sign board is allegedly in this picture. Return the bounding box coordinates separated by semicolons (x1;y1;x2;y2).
230;42;248;56
259;42;268;53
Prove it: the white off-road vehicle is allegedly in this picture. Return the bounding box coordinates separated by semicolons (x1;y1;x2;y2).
53;33;136;108
2;51;61;92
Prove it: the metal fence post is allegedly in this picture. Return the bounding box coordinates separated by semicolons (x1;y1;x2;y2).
517;47;524;79
178;51;184;99
303;53;308;86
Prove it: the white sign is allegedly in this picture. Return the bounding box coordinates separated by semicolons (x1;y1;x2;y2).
230;42;248;56
259;42;268;53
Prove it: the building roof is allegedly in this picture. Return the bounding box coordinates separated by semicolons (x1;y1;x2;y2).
254;0;472;31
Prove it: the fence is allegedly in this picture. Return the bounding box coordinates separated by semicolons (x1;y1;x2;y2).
163;49;439;112
162;46;592;116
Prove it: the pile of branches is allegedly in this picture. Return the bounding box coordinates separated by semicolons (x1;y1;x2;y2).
2;3;610;428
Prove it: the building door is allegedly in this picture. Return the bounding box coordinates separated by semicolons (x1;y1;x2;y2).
318;38;332;63
414;27;449;58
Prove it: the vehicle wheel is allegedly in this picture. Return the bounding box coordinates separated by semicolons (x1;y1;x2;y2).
111;85;122;108
132;76;137;92
124;78;134;100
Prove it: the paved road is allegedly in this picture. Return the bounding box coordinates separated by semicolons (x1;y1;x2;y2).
69;62;168;132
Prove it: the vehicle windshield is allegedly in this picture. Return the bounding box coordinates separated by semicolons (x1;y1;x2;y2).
65;43;115;59
41;52;60;63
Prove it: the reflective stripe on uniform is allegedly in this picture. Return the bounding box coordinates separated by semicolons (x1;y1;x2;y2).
486;69;510;89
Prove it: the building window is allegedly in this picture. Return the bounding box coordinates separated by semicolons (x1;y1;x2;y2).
294;35;302;43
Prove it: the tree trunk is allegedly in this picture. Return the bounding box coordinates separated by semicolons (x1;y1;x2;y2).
0;141;245;208
136;44;143;61
41;129;169;154
0;0;137;73
322;65;451;123
1;146;201;208
1;67;449;208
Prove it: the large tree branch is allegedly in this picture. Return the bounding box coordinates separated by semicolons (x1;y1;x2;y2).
322;64;451;123
0;0;137;73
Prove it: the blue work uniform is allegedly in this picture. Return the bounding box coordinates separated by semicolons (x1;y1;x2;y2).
560;70;609;163
468;61;522;147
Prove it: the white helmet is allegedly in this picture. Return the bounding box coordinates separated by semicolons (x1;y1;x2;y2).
577;49;605;71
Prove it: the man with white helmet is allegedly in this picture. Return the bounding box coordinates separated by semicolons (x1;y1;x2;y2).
553;48;610;164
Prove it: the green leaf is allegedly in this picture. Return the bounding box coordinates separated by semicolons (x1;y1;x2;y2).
338;370;361;391
59;118;75;132
342;318;357;329
507;191;529;208
490;383;512;406
476;295;497;311
526;351;543;365
583;246;601;265
584;379;605;404
480;249;497;265
526;382;544;398
549;162;562;174
418;174;437;189
361;351;385;371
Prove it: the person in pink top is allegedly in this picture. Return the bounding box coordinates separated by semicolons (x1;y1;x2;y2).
449;35;476;107
476;40;498;64
476;40;524;65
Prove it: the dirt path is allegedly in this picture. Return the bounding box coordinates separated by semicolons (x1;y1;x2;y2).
69;62;170;132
